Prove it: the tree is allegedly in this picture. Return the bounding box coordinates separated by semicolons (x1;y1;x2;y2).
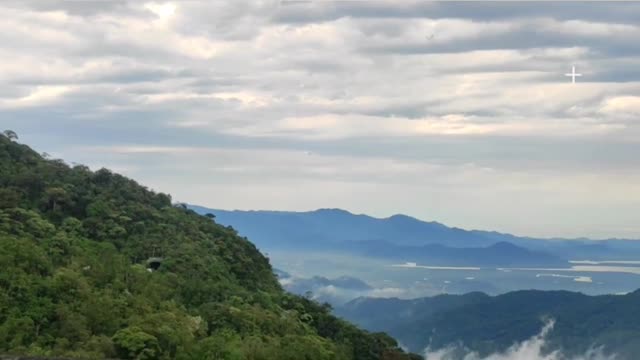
0;188;21;209
3;130;18;141
112;327;160;360
44;187;69;212
0;137;423;360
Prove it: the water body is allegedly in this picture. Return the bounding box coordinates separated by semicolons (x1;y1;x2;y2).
387;260;640;296
392;262;481;271
391;261;640;276
570;260;640;266
501;265;640;275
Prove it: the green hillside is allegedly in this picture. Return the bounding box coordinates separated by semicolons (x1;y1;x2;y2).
0;131;421;360
338;289;640;359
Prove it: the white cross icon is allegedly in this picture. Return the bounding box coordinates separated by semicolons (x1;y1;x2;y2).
565;65;582;84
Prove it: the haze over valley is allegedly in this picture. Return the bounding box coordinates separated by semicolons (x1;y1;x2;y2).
191;206;640;303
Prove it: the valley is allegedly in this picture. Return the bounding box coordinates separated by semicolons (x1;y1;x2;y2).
188;207;640;359
192;207;640;301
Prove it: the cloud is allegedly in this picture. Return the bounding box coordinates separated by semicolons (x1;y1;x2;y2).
599;96;640;117
368;287;408;298
0;86;71;108
424;320;616;360
279;274;413;304
273;2;640;25
2;1;640;238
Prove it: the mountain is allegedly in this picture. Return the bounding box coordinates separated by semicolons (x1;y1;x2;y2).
190;207;640;262
339;240;566;267
335;292;490;334
0;133;421;360
189;207;567;267
188;207;492;248
336;290;640;359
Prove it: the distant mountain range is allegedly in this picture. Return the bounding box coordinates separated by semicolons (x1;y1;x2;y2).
189;207;490;247
335;290;640;359
189;206;640;266
340;240;565;267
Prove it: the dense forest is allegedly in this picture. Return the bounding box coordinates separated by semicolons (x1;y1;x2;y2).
338;289;640;359
0;131;421;360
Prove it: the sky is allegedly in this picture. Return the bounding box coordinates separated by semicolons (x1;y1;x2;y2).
1;1;640;239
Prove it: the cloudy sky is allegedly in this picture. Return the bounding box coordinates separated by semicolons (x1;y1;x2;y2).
2;1;640;238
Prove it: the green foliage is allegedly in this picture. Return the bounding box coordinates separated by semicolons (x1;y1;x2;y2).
340;289;640;359
1;130;18;141
113;327;161;360
0;134;420;360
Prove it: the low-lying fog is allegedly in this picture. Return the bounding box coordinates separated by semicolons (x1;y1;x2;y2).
269;251;640;304
424;321;616;360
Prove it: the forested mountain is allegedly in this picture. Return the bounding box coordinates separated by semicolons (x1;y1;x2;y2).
336;290;640;359
335;292;490;335
0;132;421;360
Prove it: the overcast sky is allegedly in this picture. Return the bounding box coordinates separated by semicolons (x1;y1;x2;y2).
2;1;640;238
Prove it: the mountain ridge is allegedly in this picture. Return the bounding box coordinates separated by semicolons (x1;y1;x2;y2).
190;206;640;261
0;133;421;360
192;206;640;243
189;206;568;267
336;289;640;359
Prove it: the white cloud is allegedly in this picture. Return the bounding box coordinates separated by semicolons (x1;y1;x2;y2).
223;112;625;140
368;287;407;298
0;86;71;108
425;320;616;360
144;2;176;20
2;1;640;238
600;96;640;116
546;19;639;38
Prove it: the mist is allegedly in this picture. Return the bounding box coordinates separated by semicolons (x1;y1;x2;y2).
424;320;617;360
